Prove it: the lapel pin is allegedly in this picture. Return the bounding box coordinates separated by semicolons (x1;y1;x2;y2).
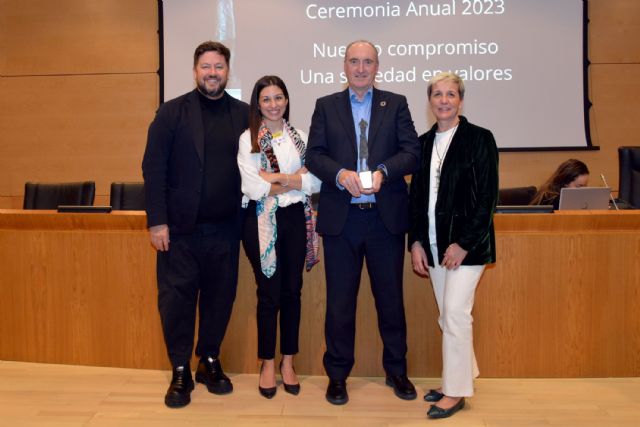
380;101;387;107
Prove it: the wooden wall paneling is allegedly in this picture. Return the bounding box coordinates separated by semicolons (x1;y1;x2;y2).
474;227;640;378
2;211;639;378
498;149;611;193
0;0;160;208
0;226;166;368
216;252;260;374
404;266;443;378
588;0;640;64
589;64;640;145
296;262;329;374
0;74;159;203
0;0;158;75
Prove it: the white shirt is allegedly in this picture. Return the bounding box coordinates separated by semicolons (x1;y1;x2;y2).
238;128;322;207
428;126;458;245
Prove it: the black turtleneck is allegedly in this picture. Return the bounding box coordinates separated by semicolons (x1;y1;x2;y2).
196;91;240;223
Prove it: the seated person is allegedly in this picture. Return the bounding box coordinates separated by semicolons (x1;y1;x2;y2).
531;159;589;209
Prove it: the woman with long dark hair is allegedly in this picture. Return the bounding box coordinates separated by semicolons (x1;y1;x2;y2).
237;75;321;398
531;159;590;209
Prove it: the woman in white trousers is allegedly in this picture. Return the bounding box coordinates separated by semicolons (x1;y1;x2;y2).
408;71;499;419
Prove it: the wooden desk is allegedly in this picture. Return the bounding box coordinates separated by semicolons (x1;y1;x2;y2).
1;209;639;377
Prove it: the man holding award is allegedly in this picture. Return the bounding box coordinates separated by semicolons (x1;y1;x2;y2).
307;40;421;405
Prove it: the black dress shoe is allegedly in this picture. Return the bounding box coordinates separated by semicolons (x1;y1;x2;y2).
427;398;465;419
385;374;417;400
258;362;277;399
164;365;194;408
195;356;233;395
280;360;300;395
326;379;348;405
423;389;444;402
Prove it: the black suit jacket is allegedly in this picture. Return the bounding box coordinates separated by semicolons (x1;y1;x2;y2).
306;88;420;235
408;116;499;266
142;90;249;234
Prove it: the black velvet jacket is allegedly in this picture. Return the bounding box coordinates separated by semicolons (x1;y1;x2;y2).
408;116;499;266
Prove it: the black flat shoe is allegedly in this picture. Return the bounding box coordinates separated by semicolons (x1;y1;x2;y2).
195;356;233;395
279;360;300;395
164;365;194;408
423;389;444;402
427;398;465;419
326;379;348;405
258;361;277;399
385;374;417;400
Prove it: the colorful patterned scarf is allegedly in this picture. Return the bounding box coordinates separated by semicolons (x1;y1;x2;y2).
256;119;319;278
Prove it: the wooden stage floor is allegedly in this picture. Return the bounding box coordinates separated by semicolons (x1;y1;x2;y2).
1;361;639;426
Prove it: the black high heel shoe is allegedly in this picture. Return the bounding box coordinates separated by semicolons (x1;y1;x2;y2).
258;362;277;399
279;360;300;395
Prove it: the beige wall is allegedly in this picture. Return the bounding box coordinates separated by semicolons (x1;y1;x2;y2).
1;0;639;208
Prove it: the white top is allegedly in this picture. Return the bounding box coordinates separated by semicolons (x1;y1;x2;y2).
428;126;458;245
238;127;322;207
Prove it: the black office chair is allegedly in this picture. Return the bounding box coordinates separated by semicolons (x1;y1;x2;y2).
110;182;145;210
498;186;537;205
618;146;640;208
23;181;95;210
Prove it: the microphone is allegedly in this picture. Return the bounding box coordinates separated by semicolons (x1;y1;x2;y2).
600;173;619;210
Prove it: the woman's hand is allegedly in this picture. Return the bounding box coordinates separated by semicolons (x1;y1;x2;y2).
259;170;284;184
410;242;430;278
442;243;468;270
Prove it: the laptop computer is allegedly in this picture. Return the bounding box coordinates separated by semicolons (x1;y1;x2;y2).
559;187;610;210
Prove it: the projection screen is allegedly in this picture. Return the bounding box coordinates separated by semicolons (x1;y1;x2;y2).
160;0;591;150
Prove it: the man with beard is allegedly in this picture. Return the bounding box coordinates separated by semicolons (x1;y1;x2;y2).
142;41;249;408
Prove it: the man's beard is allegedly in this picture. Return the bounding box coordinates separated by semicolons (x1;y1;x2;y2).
197;77;227;99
